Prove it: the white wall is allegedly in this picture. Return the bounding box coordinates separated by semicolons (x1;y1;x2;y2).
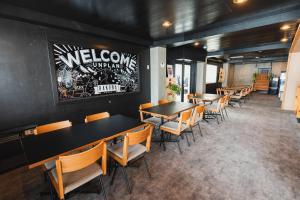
150;47;166;105
282;53;300;110
229;62;287;86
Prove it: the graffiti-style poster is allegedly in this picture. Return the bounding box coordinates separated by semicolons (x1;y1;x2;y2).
53;43;139;101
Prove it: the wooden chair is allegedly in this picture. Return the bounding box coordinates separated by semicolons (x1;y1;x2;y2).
49;142;107;200
205;98;224;124
108;125;153;193
35;120;72;135
139;103;161;127
230;89;243;107
35;121;72;171
160;109;193;154
187;93;194;103
190;105;205;136
158;98;169;105
85;112;110;123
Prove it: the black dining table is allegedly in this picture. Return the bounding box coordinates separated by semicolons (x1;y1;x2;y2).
140;101;196;119
140;101;196;150
21;114;144;169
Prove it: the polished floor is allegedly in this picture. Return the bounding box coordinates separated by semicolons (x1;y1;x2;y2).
1;93;300;200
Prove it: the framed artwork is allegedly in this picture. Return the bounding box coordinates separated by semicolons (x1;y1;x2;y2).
52;43;139;101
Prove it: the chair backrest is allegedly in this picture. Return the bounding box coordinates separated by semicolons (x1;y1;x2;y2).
85;112;110;123
220;97;226;108
55;141;107;198
187;93;194;103
122;125;153;164
177;109;193;132
224;95;231;106
139;103;153;121
191;105;205;125
216;98;224;111
35;120;72;135
158;98;169;105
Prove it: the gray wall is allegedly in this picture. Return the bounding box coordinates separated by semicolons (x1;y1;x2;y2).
0;17;151;132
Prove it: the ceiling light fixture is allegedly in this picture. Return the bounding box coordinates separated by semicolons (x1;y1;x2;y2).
203;45;207;49
280;24;291;31
230;55;244;59
281;37;288;42
194;42;200;46
162;21;172;28
233;0;248;4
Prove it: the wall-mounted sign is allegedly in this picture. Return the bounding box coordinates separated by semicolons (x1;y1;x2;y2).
53;43;139;101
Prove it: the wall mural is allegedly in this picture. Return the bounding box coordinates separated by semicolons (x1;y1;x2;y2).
53;43;139;101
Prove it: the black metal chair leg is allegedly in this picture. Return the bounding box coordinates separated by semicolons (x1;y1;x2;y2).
143;156;151;179
121;167;132;194
216;115;220;124
224;107;229;118
197;123;203;137
190;127;195;142
185;133;190;146
99;175;108;200
176;136;183;154
46;171;55;200
110;164;118;186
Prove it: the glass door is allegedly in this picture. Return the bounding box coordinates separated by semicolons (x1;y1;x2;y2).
174;63;191;102
175;64;182;101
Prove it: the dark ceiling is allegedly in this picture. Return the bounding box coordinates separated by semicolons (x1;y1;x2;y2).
1;0;299;40
1;0;300;63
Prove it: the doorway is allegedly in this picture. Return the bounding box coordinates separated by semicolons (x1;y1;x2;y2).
174;63;191;102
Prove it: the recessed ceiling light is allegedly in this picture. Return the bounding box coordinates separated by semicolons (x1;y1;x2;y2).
194;42;200;46
280;24;291;31
255;56;260;59
281;37;288;42
233;0;248;4
162;21;172;28
230;55;244;59
203;45;207;49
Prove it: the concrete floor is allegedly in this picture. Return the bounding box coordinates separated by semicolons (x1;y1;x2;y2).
1;93;300;200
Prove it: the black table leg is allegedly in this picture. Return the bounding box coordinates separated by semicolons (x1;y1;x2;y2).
159;117;166;151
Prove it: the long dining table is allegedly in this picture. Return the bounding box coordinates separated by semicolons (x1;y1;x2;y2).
140;101;197;150
21;114;144;169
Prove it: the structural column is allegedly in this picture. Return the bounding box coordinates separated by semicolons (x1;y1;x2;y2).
150;47;166;105
196;61;206;94
222;62;229;87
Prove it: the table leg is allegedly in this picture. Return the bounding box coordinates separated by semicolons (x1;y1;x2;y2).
159;117;166;151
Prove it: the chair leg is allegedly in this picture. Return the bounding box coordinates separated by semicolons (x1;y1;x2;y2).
46;171;55;200
99;175;108;200
190;127;195;142
110;163;118;186
216;114;220;124
143;156;151;179
185;133;191;146
176;136;183;154
224;107;229;118
197;122;203;137
121;167;132;194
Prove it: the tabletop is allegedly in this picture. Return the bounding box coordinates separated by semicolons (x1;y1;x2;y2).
140;102;196;118
21;114;143;169
191;93;223;102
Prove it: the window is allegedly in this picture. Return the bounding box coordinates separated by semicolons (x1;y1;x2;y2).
206;64;218;84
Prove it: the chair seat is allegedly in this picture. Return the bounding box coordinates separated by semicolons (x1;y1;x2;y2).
160;121;187;131
107;143;146;162
142;116;161;125
51;163;102;194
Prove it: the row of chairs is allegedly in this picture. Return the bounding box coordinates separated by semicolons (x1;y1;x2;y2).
34;112;154;200
186;93;231;124
139;99;205;154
